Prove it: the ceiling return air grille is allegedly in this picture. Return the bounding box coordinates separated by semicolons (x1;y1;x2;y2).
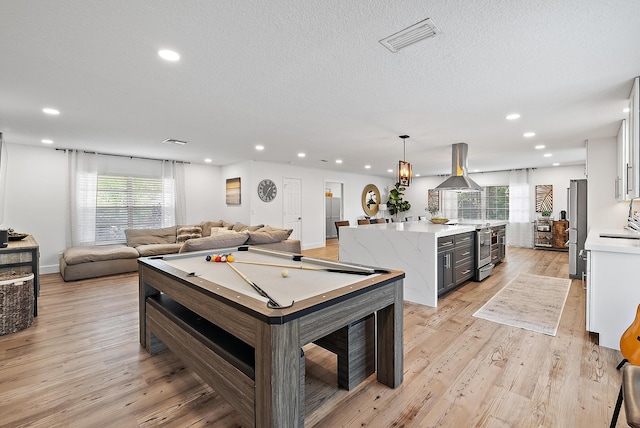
379;18;441;53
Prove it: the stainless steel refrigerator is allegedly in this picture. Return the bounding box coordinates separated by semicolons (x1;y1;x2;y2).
325;197;341;239
568;179;587;279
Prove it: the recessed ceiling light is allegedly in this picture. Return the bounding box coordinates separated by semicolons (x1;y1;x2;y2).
204;158;212;163
298;153;306;158
552;163;560;166
335;159;342;164
41;139;53;144
364;165;371;169
523;132;536;138
535;145;545;149
42;107;60;115
158;49;180;61
544;153;552;157
624;107;631;113
255;145;264;151
387;169;393;173
415;173;421;177
506;113;521;120
473;169;480;172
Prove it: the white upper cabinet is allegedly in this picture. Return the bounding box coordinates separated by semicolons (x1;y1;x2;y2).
628;77;640;199
616;118;629;201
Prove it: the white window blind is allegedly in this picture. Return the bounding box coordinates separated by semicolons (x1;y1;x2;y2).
95;175;172;243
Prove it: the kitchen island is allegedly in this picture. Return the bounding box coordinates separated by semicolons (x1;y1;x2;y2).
339;221;506;307
584;228;640;350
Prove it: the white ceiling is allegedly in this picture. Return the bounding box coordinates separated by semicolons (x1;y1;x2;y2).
1;0;639;177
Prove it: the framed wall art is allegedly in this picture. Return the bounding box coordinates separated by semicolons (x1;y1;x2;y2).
226;177;241;205
535;184;553;213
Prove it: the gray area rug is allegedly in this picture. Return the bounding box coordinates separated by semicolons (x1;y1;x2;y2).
472;272;572;336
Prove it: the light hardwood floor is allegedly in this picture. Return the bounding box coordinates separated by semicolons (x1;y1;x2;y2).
0;242;628;427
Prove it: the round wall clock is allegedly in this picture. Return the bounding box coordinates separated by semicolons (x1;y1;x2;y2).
257;179;277;202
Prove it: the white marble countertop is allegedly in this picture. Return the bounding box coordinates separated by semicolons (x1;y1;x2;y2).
448;220;508;227
585;228;640;254
348;222;477;237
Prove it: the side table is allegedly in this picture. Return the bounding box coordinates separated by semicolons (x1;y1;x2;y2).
0;235;40;316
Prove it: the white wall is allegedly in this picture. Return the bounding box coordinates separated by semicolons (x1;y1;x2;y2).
402;165;587;222
5;139;624;273
249;161;390;249
587;137;630;230
1;144;395;273
2;143;221;274
2;145;68;273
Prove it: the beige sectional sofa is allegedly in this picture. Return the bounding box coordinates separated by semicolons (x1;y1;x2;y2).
59;220;301;281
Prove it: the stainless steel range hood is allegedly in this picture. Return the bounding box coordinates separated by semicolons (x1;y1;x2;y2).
434;143;483;192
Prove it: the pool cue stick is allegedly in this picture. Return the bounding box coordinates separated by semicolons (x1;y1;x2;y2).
237;246;381;274
233;259;373;275
226;262;293;309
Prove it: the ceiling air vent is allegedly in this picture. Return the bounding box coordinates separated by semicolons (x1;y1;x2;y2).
379;18;441;53
162;138;187;146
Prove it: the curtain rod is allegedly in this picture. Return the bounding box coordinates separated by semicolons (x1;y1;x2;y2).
55;148;190;164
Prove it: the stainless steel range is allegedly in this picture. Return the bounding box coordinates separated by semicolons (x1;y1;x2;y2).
475;226;494;281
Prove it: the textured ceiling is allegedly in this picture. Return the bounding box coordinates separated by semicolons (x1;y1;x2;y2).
1;0;639;177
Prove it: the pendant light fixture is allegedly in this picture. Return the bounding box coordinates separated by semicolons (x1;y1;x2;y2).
398;135;412;186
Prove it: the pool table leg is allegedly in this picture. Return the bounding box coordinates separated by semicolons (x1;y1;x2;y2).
376;279;404;388
255;319;303;428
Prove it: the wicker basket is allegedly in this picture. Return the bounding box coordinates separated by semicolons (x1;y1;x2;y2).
0;272;34;335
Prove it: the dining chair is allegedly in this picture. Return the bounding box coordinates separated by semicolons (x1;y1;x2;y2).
372;218;386;224
405;216;414;222
357;219;371;225
418;215;427;220
334;220;350;239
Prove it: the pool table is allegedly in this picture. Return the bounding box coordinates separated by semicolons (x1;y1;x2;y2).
138;246;404;427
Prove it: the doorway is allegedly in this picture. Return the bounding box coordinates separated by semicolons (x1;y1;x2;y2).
325;181;344;239
283;177;302;241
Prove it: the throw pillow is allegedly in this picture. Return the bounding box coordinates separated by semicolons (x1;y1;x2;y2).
176;225;203;243
200;220;224;236
178;232;249;253
246;226;293;245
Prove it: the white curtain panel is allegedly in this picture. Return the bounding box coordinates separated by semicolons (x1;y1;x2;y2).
162;160;185;226
507;168;533;247
67;151;185;246
67;150;98;247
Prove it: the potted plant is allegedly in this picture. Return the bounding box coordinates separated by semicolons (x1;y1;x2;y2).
386;182;411;220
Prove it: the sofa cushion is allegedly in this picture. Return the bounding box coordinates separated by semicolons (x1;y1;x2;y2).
63;244;139;265
177;225;203;243
136;243;183;257
179;232;250;253
246;226;293;245
125;226;177;247
231;222;265;232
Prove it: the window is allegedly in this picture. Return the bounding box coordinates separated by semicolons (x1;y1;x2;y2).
457;192;482;219
485;185;509;220
449;185;510;220
95;175;173;243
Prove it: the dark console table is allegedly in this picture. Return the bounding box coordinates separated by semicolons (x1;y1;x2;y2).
0;235;40;316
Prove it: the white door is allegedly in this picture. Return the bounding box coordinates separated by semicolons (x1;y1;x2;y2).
283;178;302;241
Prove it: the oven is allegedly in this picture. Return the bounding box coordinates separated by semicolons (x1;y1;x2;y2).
475;226;494;281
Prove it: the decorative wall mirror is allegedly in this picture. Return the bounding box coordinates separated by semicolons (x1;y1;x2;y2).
362;184;381;216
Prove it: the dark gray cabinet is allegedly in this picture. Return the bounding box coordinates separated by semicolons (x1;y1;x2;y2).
437;236;455;293
491;225;506;264
438;232;475;296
